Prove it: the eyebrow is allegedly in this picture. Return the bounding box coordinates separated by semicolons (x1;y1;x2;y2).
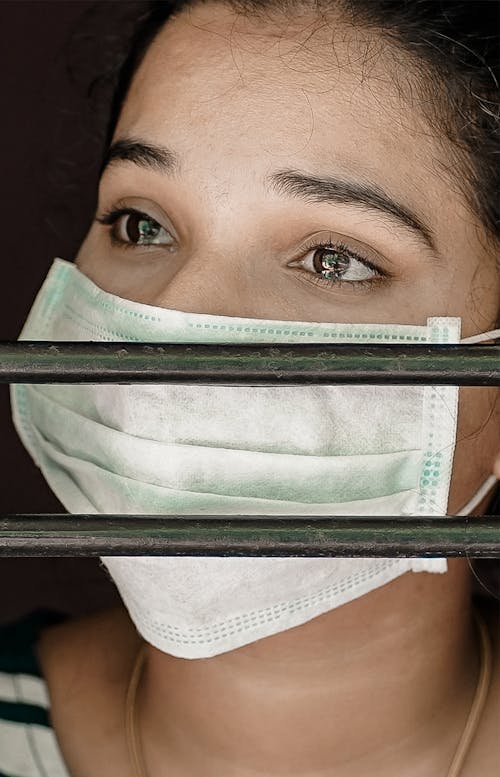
101;138;181;177
102;138;438;256
267;171;438;256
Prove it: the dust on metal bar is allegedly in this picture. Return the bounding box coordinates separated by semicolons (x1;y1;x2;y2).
0;515;499;557
0;341;499;385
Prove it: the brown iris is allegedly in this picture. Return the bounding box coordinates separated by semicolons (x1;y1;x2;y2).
125;214;162;244
312;248;351;279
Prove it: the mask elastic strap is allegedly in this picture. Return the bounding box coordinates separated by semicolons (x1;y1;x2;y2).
455;329;499;513
460;328;500;344
456;474;498;516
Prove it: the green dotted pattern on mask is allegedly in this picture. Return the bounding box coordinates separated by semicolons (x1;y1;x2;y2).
186;321;430;342
415;320;458;517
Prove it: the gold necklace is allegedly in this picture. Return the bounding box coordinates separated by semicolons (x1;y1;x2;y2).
125;605;492;777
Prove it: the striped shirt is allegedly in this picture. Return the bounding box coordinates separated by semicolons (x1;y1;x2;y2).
0;609;71;777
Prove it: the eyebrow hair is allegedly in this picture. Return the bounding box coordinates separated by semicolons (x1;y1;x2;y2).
101;138;181;177
267;170;438;256
102;138;438;256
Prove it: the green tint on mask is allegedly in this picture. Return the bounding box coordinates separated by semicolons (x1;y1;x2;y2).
9;257;468;658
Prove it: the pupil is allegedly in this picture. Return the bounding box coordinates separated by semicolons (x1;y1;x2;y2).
313;248;350;279
127;214;160;244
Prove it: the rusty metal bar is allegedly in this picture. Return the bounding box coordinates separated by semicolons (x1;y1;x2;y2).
0;515;498;557
1;341;499;385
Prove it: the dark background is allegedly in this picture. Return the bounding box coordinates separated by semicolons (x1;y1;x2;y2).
0;0;123;624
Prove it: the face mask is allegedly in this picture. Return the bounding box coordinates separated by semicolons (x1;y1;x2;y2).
10;258;498;658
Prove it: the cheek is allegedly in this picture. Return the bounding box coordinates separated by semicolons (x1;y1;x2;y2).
457;387;499;441
448;387;499;511
75;229;128;296
466;261;500;334
75;230;101;274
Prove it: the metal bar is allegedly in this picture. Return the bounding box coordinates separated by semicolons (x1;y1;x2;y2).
0;342;499;385
0;515;499;557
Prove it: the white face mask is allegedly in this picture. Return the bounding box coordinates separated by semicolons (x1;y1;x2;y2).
10;258;498;658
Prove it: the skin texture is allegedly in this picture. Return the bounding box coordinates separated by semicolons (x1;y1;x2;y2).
66;3;500;774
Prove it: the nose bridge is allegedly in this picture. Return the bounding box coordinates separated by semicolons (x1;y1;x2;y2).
149;176;276;317
150;246;260;317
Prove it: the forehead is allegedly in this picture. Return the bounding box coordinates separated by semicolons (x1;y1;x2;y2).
116;3;443;179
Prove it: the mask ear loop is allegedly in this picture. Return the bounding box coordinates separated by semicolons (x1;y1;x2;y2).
456;328;500;597
457;476;500;602
467;558;500;602
460;328;500;344
456;475;498;517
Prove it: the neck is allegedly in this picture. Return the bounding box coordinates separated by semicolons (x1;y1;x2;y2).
136;559;480;777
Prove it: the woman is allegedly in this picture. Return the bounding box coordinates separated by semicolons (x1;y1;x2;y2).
1;0;499;775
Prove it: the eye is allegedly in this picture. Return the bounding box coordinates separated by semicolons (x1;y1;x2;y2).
95;207;176;249
289;240;387;289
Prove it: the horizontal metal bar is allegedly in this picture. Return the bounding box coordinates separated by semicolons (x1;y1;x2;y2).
1;342;499;385
0;515;499;557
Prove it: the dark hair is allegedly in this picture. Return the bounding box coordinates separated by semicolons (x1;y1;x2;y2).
60;0;499;600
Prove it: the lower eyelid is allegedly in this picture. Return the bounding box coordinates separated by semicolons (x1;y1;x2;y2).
294;268;390;293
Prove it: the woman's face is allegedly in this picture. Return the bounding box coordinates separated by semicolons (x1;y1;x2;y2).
76;1;500;511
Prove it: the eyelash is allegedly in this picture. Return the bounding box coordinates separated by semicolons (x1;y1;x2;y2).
95;206;173;250
95;206;390;290
298;236;388;291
